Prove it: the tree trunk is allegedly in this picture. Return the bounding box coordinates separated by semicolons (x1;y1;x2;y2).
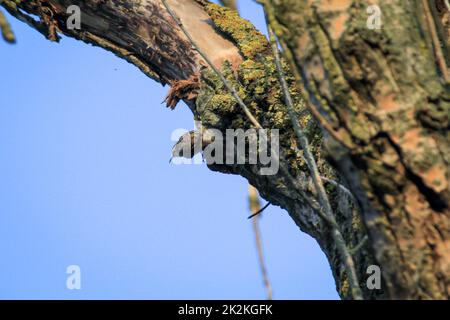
267;0;450;299
2;0;448;299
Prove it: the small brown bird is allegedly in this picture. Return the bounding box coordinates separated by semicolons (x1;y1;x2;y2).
169;130;213;163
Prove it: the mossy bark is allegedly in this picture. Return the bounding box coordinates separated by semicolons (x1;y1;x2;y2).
3;0;448;299
267;0;450;299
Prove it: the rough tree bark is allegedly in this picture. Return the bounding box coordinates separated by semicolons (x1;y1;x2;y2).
1;0;448;299
266;0;450;299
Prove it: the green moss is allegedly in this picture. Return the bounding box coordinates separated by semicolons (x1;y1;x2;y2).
209;94;236;114
3;0;21;11
193;0;334;175
196;1;270;59
340;276;350;298
196;54;319;172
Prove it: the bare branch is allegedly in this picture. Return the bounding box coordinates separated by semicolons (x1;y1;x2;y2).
248;185;273;300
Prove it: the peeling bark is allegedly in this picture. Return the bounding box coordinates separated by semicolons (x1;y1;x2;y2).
2;0;448;299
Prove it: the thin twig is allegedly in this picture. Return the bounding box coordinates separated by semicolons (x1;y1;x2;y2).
268;24;334;218
247;201;270;219
265;17;363;299
293;147;356;202
321;176;355;202
423;0;449;82
349;235;369;256
249;185;273;300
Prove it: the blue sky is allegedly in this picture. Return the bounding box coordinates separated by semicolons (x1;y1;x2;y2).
0;1;338;299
